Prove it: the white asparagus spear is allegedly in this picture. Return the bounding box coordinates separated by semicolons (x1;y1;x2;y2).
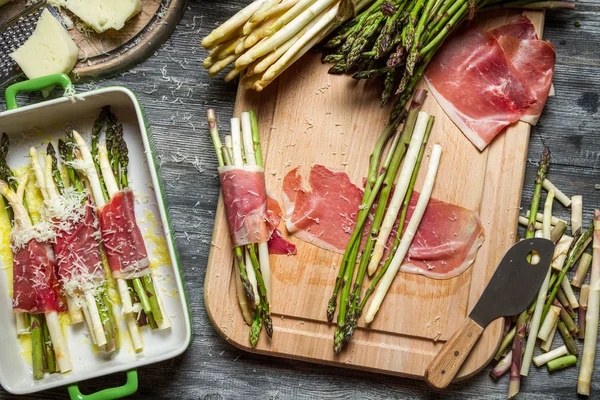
231;118;244;166
29;147;48;201
252;16;340;91
236;0;337;68
573;252;593;288
578;211;600;395
81;302;98;345
543;179;571;207
16;172;29;202
15;313;28;334
260;3;337;84
202;0;267;49
518;216;543;230
72;130;106;208
365;144;442;323
551;235;574;271
153;274;172;330
540;317;558;352
85;293;107;346
244;15;283;50
126;312;144;352
249;0;299;25
241;112;272;301
45;311;72;372
571;195;583;235
209;54;242;77
266;0;315;34
217;36;247;60
525;210;567;226
521;190;555;375
538;305;561;341
251;23;310;74
368;112;430;276
561;276;579;309
581;284;590;308
533;345;569;367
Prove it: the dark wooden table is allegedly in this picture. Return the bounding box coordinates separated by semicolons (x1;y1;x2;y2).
1;0;599;398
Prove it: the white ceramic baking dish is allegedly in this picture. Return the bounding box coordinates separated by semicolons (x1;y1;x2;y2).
0;74;191;398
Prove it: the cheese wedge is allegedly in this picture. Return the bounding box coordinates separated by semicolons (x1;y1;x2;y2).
9;9;79;80
65;0;143;33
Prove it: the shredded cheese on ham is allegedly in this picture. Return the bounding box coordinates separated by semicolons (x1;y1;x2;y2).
98;188;150;279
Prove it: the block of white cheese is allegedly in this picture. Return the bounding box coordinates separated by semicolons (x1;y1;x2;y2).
9;9;79;80
65;0;143;33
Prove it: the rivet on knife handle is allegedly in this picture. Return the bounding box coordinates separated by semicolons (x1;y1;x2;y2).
425;317;485;389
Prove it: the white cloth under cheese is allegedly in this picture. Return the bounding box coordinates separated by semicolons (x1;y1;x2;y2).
65;0;142;33
9;9;78;80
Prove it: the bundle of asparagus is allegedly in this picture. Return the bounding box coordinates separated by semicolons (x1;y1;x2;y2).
23;139;121;355
70;108;171;351
326;89;443;353
321;0;574;122
487;147;600;398
0;136;72;380
207;109;273;347
201;0;373;90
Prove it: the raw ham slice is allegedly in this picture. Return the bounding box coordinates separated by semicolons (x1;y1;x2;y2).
488;16;538;40
12;239;61;313
282;165;485;279
268;228;297;255
424;25;536;150
265;193;296;255
54;199;104;294
219;165;270;246
490;18;555;125
399;192;485;279
282;165;363;253
98;188;149;279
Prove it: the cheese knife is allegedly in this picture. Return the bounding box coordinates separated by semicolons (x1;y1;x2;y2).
425;237;555;389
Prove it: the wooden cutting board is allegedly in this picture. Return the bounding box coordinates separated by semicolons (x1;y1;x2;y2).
205;9;545;380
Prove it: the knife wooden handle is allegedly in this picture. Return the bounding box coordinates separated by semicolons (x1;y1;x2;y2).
425;317;485;389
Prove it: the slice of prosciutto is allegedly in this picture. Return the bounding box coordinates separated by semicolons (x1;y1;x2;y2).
282;165;485;279
265;193;296;255
488;16;538;40
490;18;555;125
399;192;485;279
98;188;149;279
54;199;105;294
219;165;270;246
219;165;296;254
424;25;536;150
12;238;61;313
282;165;363;253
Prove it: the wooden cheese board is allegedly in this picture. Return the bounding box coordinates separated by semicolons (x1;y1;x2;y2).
205;9;545;380
0;0;187;81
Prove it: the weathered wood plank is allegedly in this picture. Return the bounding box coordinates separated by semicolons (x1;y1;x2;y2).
0;0;599;398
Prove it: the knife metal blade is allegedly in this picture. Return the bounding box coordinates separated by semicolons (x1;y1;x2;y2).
469;237;555;328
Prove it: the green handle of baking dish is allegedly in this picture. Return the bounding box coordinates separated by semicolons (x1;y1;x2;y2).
4;73;73;110
67;370;138;400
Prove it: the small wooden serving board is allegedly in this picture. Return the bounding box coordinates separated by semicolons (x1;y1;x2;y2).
206;9;544;380
0;0;187;80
